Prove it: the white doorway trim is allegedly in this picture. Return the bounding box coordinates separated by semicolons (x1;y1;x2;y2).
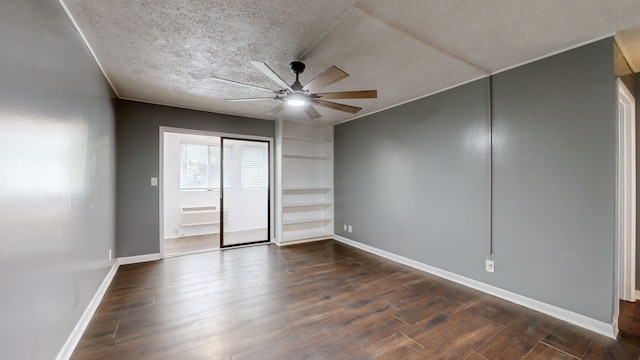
159;126;275;259
617;78;636;305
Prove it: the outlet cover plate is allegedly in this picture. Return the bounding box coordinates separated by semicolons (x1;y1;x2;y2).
485;259;494;273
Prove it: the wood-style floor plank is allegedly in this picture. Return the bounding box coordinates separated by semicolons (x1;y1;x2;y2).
71;240;640;359
523;343;578;359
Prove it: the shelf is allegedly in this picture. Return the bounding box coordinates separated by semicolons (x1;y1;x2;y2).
283;187;331;193
282;231;332;242
283;202;331;208
282;217;331;225
283;154;329;160
283;135;326;144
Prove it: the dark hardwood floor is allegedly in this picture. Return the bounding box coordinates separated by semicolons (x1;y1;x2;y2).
620;300;640;341
72;240;640;359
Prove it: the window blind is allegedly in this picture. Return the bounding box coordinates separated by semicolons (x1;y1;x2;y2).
241;146;267;189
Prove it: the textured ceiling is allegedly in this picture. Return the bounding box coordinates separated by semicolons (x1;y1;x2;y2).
61;0;640;124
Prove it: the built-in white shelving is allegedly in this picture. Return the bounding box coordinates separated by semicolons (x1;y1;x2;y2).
282;217;331;225
282;231;330;242
275;120;333;244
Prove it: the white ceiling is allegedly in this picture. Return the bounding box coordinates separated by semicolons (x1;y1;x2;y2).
60;0;640;124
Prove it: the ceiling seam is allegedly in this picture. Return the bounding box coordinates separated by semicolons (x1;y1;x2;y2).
57;0;121;98
117;95;275;121
296;8;352;61
351;6;489;75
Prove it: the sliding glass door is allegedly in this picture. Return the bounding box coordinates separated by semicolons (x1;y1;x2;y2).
220;138;270;247
163;131;270;256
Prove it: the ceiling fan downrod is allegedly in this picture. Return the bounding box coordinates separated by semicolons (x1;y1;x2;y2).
290;61;305;92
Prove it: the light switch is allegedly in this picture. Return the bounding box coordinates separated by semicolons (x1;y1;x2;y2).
151;177;158;186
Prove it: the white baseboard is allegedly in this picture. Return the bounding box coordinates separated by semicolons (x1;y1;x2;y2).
56;252;162;359
333;235;616;339
118;253;161;265
55;260;119;360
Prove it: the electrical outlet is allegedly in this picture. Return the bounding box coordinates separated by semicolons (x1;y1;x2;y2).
344;224;347;231
485;259;494;273
348;225;352;233
109;249;112;261
151;177;158;186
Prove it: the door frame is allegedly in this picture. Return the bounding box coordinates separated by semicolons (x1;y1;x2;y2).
613;78;636;335
159;126;275;258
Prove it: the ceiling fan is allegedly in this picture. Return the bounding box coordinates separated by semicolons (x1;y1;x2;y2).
213;61;377;119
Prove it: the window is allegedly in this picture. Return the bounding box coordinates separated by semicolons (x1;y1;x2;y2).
180;143;232;190
241;146;268;189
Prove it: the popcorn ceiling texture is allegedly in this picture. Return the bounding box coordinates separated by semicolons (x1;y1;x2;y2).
62;0;640;123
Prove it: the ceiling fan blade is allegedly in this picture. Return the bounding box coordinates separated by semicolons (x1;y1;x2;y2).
313;100;361;114
304;105;322;119
314;90;377;99
251;61;293;92
303;66;348;93
225;97;276;102
211;76;276;92
266;103;286;116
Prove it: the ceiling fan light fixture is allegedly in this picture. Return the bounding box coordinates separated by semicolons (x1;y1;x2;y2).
286;93;307;107
224;61;377;119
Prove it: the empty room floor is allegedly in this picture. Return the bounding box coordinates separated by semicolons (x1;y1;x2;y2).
164;229;268;255
72;240;640;359
164;234;220;254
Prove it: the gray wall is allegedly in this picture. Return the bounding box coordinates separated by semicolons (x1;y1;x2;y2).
491;40;615;321
0;1;116;359
335;79;491;278
335;38;616;323
116;100;274;257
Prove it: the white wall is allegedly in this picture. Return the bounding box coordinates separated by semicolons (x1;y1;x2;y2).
163;132;268;238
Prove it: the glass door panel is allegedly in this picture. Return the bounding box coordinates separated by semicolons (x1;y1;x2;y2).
163;132;223;255
220;138;270;247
